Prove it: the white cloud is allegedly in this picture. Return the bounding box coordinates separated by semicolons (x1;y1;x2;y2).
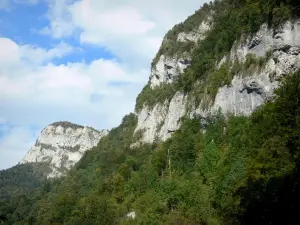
1;0;209;169
0;38;147;127
0;38;19;64
41;0;207;65
0;126;37;170
40;0;75;38
0;38;74;66
19;41;75;64
0;37;148;168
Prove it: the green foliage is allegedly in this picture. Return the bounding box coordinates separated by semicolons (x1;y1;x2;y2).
198;140;220;183
1;1;300;224
70;195;116;225
135;83;177;112
0;163;49;200
2;70;300;224
152;2;214;67
181;0;290;94
207;64;231;98
140;0;296;112
244;53;257;69
131;129;145;143
272;3;292;27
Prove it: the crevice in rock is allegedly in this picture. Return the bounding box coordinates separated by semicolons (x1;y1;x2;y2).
239;81;264;96
180;59;191;65
144;113;150;122
166;72;172;80
165;64;173;70
289;46;300;55
275;45;292;53
249;36;261;49
176;118;181;125
167;129;176;133
273;29;284;38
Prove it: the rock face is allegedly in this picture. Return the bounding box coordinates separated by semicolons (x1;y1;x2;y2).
134;20;300;144
150;55;191;88
134;92;187;143
149;16;213;88
206;20;300;116
177;19;211;43
20;122;108;178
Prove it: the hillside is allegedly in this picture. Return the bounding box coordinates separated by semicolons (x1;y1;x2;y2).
20;121;108;178
0;163;49;201
1;0;300;224
134;0;300;144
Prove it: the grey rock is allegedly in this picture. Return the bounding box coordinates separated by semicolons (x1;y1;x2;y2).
20;122;108;178
134;20;300;144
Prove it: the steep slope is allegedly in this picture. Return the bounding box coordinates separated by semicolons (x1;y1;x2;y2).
20;121;108;178
134;0;300;144
1;1;300;225
0;163;49;200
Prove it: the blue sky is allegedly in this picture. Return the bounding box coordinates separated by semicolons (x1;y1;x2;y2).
0;0;207;170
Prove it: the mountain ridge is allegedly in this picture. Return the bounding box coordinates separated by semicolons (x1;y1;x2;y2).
20;121;108;178
1;0;300;224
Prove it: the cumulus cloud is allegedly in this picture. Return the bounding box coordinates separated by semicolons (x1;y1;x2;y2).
1;0;209;169
0;36;148;168
0;38;74;66
40;0;75;38
41;0;207;65
0;126;37;170
0;38;147;127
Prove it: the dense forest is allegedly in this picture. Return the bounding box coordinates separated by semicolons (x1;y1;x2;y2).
0;163;48;200
1;0;300;224
1;69;300;225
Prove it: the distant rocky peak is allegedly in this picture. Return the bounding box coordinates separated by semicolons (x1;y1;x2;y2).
50;121;84;129
20;121;108;178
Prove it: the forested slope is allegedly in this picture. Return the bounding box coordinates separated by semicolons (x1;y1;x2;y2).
1;0;300;224
0;163;48;200
2;70;300;225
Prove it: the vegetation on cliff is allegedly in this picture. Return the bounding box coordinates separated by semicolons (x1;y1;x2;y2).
1;69;300;224
1;1;300;224
136;0;298;112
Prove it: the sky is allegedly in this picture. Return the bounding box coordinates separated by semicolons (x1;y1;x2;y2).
0;0;208;170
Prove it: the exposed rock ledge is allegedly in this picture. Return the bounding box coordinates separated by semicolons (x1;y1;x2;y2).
20;122;108;178
134;20;300;144
149;16;213;89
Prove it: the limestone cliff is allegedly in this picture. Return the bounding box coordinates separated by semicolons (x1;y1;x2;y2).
134;9;300;144
149;13;213;88
20;122;108;178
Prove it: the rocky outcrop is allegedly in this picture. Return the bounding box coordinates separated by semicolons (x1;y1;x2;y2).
134;20;300;144
158;92;187;140
177;18;212;43
150;55;191;88
201;20;300;116
149;16;213;88
20;122;108;178
134;92;186;143
134;102;168;143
